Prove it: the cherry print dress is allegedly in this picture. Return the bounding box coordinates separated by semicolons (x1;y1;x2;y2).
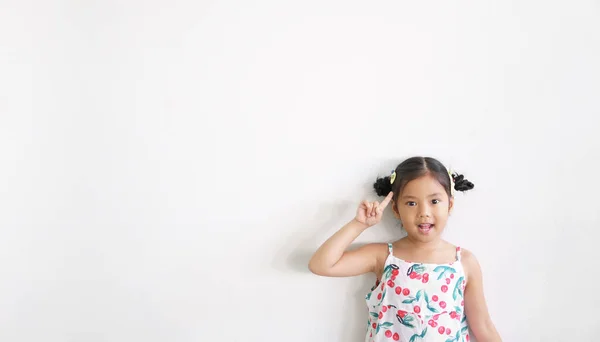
365;243;469;342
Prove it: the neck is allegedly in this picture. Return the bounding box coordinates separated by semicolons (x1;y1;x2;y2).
405;236;444;251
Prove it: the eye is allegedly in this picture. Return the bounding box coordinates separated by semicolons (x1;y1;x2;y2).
432;199;441;204
406;201;416;207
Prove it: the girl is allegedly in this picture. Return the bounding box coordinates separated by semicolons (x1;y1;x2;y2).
309;156;501;342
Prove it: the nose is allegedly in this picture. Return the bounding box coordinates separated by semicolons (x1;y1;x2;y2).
418;204;431;218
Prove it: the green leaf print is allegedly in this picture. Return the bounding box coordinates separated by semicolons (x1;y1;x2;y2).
424;291;429;304
461;315;467;323
409;327;428;342
453;276;465;300
402;321;416;329
416;289;423;301
443;332;461;342
427;303;439;313
413;264;426;273
455;306;462;314
461;326;468;334
383;264;396;280
370;312;379;318
402;297;418;304
397;315;415;328
381;322;394;328
434;266;457;280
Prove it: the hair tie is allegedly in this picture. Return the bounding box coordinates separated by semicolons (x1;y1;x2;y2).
448;168;455;196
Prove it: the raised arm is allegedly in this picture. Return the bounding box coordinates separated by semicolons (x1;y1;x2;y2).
308;192;393;277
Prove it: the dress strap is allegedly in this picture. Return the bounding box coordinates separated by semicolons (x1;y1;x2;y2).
387;243;393;255
456;246;462;261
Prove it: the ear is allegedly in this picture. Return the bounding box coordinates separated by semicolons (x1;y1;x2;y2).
448;196;454;214
392;199;401;219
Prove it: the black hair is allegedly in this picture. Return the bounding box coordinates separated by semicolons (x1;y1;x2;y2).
373;156;474;202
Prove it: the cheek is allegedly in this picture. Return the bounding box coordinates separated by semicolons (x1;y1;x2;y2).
397;205;412;217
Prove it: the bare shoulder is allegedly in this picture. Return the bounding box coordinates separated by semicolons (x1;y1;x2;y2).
460;248;482;282
363;242;390;263
460;247;477;263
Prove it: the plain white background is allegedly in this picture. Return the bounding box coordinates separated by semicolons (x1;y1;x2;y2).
1;1;599;341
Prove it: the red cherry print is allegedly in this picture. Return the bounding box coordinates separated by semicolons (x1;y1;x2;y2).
393;333;400;341
403;288;410;296
422;278;428;283
392;269;399;276
432;295;438;302
433;314;440;320
379;312;383;319
409;272;417;279
414;305;421;313
381;284;385;291
377;293;382;300
439;301;447;309
450;273;455;279
450;311;457;319
385;330;392;338
466;334;470;341
388;280;395;287
428;319;435;326
423;273;429;279
416;274;422;280
446;328;451;335
441;285;448;293
397;310;407;318
438;326;445;334
372;323;377;329
391;275;396;281
446;278;451;285
382;306;388;313
395;286;402;295
461;300;464;306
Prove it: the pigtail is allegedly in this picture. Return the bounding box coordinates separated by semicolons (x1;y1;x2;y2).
452;173;475;192
373;176;393;197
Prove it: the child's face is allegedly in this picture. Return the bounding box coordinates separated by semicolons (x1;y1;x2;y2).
393;174;454;242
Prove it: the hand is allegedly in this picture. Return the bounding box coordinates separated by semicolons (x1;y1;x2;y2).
354;192;394;227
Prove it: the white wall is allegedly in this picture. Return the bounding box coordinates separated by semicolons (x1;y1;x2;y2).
1;1;599;341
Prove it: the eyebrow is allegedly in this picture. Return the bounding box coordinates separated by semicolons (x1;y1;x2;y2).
402;193;443;199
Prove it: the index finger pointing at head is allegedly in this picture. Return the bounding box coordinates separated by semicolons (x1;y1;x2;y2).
379;191;394;210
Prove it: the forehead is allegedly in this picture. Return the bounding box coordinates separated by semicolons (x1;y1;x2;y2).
401;174;446;197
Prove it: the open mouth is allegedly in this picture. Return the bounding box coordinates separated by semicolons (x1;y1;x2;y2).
418;223;434;234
